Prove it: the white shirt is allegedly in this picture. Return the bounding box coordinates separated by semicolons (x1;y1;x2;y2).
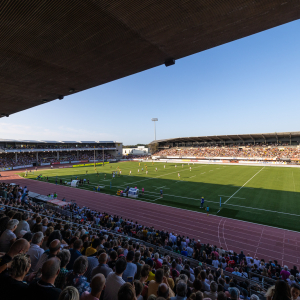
27;243;44;272
104;272;125;300
15;220;30;237
246;256;253;264
212;260;219;268
0;229;16;252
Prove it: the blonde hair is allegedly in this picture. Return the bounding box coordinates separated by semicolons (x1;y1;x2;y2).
58;286;79;300
10;254;31;278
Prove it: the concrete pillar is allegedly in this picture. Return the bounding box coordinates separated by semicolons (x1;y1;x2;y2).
57;151;59;160
36;152;38;161
15;152;17;162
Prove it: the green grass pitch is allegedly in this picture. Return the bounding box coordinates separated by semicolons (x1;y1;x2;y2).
22;162;300;232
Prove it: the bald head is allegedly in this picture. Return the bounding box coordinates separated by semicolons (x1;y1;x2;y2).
98;253;108;264
49;239;61;254
91;274;106;296
41;257;61;282
8;238;30;256
158;283;169;298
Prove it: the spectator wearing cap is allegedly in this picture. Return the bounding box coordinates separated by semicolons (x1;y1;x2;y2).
27;231;44;272
122;251;137;282
27;257;61;300
104;258;127;300
0;219;19;252
91;253;113;279
281;266;291;281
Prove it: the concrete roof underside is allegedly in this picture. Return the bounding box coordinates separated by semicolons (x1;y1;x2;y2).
1;0;300;116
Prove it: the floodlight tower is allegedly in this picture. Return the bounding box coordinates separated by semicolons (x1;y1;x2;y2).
151;118;158;141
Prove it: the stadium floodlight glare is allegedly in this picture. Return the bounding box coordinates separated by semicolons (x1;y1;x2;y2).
151;118;158;141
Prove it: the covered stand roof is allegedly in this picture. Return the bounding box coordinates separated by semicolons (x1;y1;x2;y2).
1;1;300;116
150;132;300;144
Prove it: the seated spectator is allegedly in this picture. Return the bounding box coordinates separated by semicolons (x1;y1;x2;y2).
134;280;144;300
85;238;101;257
0;238;30;274
67;239;83;270
58;286;79;300
0;253;31;300
204;281;218;300
199;270;210;292
133;251;142;280
291;283;300;300
148;268;175;298
15;213;30;237
27;231;44;272
65;256;90;296
228;287;240;300
91;253;113;279
170;280;187;300
272;280;291;300
232;267;241;276
27;257;61;300
84;250;103;283
0;219;19;252
118;282;136;300
122;251;137;282
55;249;71;289
81;273;106;300
217;292;227;300
281;266;291;281
104;258;127;300
225;264;233;273
153;253;162;269
157;283;170;299
107;250;117;271
34;239;61;272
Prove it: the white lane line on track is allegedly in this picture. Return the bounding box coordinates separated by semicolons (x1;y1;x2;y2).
224;167;265;204
218;195;246;200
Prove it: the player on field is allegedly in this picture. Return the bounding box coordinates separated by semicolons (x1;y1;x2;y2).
112;172;115;179
142;168;143;172
104;174;106;179
119;170;122;176
182;164;183;168
139;162;141;166
160;189;163;198
129;170;132;175
164;165;165;169
138;169;140;173
175;165;177;168
178;173;180;179
86;170;88;175
206;206;209;216
200;197;204;209
190;167;192;171
142;187;144;195
146;170;148;175
155;167;157;172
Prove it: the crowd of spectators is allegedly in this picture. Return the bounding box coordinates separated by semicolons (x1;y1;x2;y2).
0;182;300;300
0;143;116;150
154;145;300;160
0;151;114;168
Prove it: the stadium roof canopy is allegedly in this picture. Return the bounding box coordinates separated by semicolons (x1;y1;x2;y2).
1;1;300;116
0;139;116;144
150;131;300;144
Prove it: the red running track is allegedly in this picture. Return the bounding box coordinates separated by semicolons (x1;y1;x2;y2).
2;171;300;268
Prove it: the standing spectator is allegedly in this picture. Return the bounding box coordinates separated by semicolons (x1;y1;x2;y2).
81;274;106;300
204;281;218;300
272;280;291;300
58;286;79;300
104;258;127;300
84;250;102;283
65;256;90;296
133;251;142;280
85;238;101;257
67;239;83;270
153;253;162;269
199;270;210;292
91;253;113;279
27;231;44;272
281;266;291;280
15;213;30;237
27;257;61;300
0;219;18;252
122;251;137;282
118;282;136;300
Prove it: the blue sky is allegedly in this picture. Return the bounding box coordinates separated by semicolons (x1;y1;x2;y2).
1;20;300;145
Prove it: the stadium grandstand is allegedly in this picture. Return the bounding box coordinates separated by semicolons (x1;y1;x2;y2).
150;131;300;165
1;1;300;300
0;140;122;171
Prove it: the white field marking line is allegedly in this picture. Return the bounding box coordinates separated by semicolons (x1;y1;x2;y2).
218;218;223;249
223;219;228;250
189;175;196;178
292;171;296;192
21;175;300;233
123;165;204;186
255;228;264;257
216;209;221;214
218;195;246;200
224;167;265;204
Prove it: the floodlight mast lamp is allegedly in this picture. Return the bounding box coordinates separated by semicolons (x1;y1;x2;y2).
151;118;158;141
